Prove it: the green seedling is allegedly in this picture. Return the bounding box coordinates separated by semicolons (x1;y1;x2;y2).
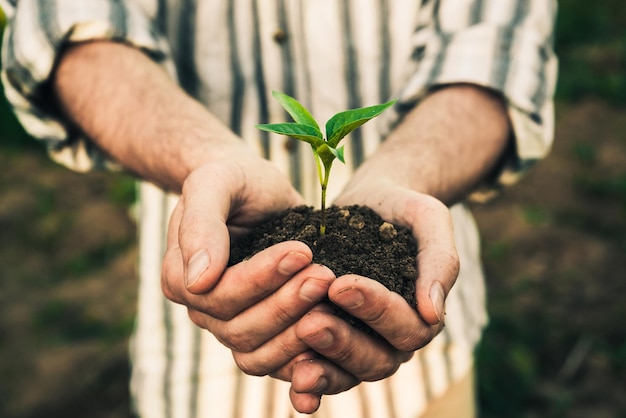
256;90;396;234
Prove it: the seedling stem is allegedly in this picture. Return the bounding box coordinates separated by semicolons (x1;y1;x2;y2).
256;91;396;234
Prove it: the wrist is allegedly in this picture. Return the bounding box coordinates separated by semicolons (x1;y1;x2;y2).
53;41;251;192
359;84;510;204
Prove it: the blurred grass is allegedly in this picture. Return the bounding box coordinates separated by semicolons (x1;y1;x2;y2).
475;2;626;416
1;7;138;417
555;0;626;104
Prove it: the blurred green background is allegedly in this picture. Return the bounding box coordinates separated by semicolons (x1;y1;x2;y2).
1;1;626;417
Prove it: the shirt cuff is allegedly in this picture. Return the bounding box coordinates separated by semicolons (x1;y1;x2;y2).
381;22;558;201
1;0;172;172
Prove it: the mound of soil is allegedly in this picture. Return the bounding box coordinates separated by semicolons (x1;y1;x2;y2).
229;205;418;333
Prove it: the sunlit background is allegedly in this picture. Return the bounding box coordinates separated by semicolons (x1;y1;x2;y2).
1;1;625;417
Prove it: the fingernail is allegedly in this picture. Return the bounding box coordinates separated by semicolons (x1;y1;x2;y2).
429;281;445;323
187;249;210;288
335;287;364;309
278;251;309;276
300;278;329;302
306;328;334;349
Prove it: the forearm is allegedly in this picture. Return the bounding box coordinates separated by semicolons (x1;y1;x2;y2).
52;41;250;192
359;84;511;205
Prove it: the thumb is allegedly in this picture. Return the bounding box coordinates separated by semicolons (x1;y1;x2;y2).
411;198;459;326
178;164;241;294
415;252;459;325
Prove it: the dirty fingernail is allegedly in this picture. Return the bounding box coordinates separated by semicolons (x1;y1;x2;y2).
187;249;210;288
335;287;364;309
306;328;334;349
300;278;329;302
278;251;310;276
429;281;445;323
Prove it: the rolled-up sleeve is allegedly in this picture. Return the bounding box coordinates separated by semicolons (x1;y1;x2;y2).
1;0;172;171
385;0;558;201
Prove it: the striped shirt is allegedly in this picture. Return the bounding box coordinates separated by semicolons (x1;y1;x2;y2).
1;1;558;417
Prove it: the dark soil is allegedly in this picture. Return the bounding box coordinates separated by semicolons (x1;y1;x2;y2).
229;205;418;333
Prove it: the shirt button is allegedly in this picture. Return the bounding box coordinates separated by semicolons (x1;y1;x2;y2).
273;29;287;44
284;138;297;153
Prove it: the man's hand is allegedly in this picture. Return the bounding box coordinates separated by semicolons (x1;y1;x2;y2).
161;158;370;402
283;183;456;414
284;85;510;413
161;157;324;349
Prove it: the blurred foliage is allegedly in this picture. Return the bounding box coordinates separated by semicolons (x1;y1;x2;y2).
479;2;626;416
32;298;135;346
555;0;626;104
0;6;43;150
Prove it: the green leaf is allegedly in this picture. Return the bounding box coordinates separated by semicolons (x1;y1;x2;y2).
316;143;338;168
329;145;345;163
271;91;322;133
255;122;324;146
325;99;397;147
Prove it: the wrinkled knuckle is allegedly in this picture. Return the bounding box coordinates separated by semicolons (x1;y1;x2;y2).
187;309;205;329
209;305;236;321
221;325;257;353
364;357;400;381
160;268;179;303
331;344;357;366
272;301;299;325
250;278;275;298
233;353;268;376
360;302;390;329
396;327;433;352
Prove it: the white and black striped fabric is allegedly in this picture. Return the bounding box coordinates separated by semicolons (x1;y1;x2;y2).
1;1;558;417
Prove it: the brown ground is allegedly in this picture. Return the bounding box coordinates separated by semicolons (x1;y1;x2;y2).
0;99;625;417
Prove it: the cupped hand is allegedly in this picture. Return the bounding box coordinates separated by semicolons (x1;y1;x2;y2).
164;155;306;296
161;157;327;359
285;174;460;413
334;176;459;326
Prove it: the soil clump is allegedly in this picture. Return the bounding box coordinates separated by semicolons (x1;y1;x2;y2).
229;205;418;334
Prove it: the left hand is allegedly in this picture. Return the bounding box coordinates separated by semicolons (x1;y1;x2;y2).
286;174;460;413
259;85;506;413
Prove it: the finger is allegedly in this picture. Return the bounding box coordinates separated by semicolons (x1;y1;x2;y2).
329;275;442;351
399;194;459;325
170;240;314;320
288;356;359;414
175;163;246;294
289;387;322;415
230;321;313;375
296;308;412;381
339;183;459;325
291;357;359;395
196;264;334;352
161;200;187;304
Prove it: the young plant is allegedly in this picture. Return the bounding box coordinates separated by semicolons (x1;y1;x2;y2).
256;90;396;234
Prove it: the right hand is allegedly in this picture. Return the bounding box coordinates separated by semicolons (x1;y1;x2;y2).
161;156;335;384
161;154;307;305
